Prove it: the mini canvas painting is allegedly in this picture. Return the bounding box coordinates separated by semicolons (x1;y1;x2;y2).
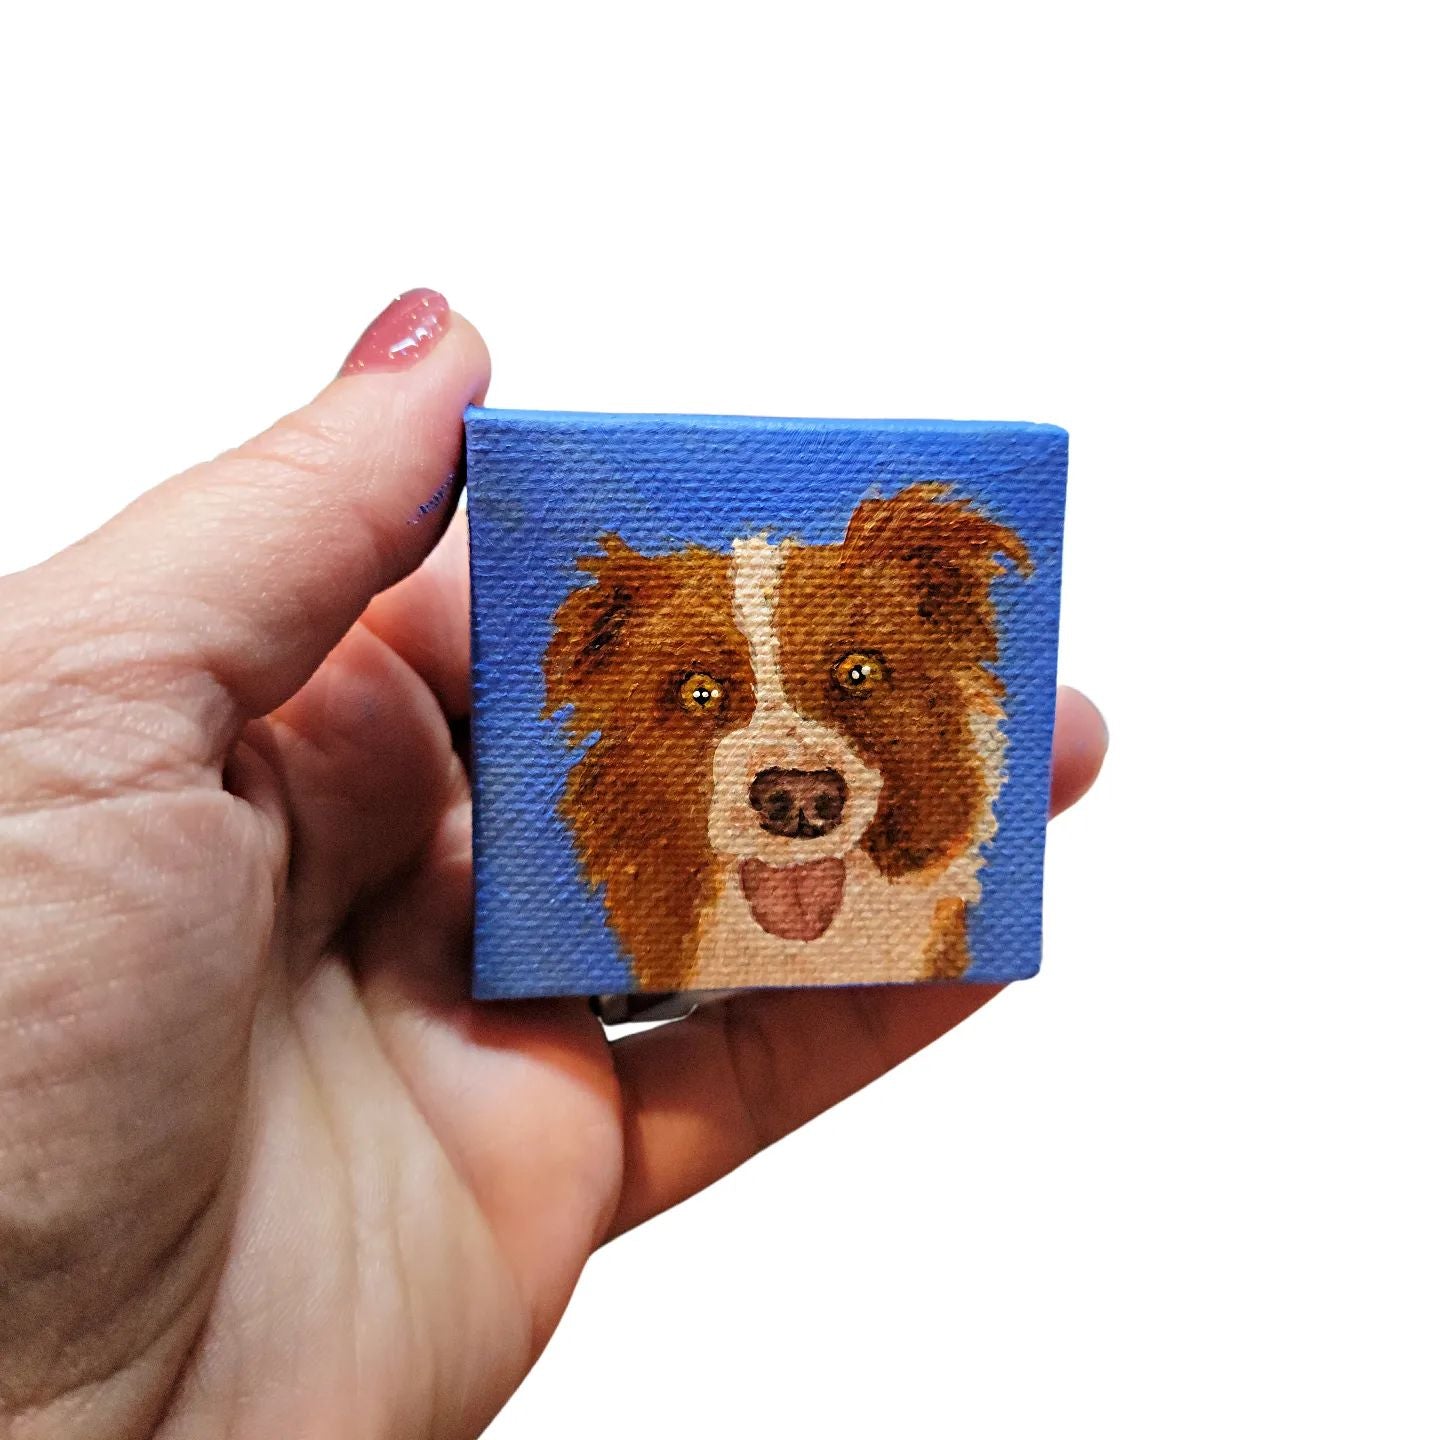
465;409;1066;1000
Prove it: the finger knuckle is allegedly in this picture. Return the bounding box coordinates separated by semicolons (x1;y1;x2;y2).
226;408;355;484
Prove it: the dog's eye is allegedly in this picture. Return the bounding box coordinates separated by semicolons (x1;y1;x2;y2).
831;651;885;696
678;671;725;715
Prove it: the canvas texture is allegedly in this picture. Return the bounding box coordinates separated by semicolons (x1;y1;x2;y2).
466;409;1067;1000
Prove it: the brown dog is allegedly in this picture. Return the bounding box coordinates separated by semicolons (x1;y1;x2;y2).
542;484;1029;992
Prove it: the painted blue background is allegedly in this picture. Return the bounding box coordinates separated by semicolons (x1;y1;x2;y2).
466;409;1067;999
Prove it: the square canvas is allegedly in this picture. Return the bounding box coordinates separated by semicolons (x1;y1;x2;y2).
465;409;1067;1000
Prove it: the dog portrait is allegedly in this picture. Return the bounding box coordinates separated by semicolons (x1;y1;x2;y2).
541;485;1030;992
465;409;1066;1001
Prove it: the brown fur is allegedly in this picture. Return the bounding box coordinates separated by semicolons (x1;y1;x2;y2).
546;487;1026;991
923;898;972;979
776;485;1028;880
542;538;754;990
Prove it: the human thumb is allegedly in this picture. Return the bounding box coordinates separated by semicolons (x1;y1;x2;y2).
6;288;489;771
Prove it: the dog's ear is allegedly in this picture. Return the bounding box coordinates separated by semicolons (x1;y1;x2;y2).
842;484;1031;660
542;536;645;715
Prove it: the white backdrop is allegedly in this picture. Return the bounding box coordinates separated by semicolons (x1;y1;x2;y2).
2;3;1435;1435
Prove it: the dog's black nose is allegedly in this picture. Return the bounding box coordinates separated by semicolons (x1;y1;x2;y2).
749;768;848;839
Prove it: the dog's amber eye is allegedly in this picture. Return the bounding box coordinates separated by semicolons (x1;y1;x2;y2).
678;671;725;715
831;651;885;696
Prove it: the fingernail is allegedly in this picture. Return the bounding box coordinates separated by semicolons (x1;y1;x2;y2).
340;288;450;376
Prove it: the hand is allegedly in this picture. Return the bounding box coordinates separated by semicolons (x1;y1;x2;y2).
0;292;1107;1439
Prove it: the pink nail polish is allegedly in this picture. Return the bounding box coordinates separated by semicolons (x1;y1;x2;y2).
340;288;450;376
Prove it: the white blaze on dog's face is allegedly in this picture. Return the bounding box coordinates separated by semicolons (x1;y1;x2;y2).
690;486;1030;988
707;534;883;943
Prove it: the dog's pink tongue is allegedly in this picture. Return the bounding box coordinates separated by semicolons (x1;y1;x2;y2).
739;858;846;941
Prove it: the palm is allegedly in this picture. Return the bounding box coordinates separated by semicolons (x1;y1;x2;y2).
149;524;630;1433
191;910;624;1438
